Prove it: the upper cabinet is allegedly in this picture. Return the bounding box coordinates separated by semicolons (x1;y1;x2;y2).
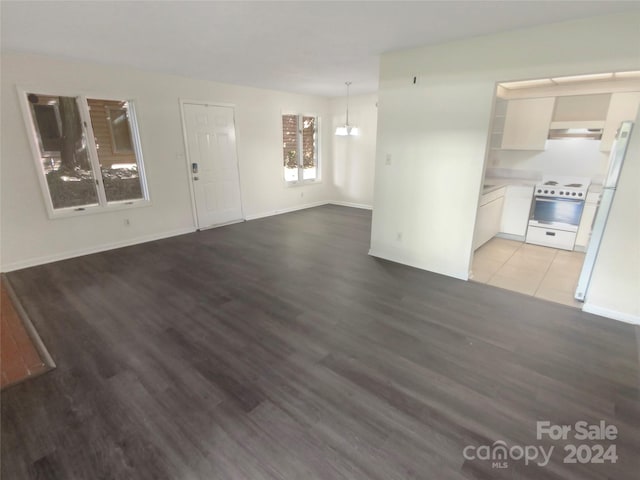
549;93;609;130
494;74;640;154
600;92;640;152
500;97;555;150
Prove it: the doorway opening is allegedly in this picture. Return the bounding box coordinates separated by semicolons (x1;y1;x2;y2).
469;70;640;307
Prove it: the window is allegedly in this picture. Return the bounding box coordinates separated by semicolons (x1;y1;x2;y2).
21;90;149;217
106;106;134;153
282;114;319;183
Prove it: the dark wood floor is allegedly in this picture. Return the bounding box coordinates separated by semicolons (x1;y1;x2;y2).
2;205;639;479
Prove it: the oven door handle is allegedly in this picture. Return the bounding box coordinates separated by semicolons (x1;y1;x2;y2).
535;197;584;203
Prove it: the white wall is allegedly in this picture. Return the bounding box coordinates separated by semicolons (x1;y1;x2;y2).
330;93;378;208
371;13;640;282
490;139;609;182
0;52;334;271
583;109;640;324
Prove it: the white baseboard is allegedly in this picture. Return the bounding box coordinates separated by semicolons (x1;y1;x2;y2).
244;200;371;221
329;201;373;210
495;233;525;242
1;227;195;272
244;201;329;221
582;303;640;326
368;248;469;281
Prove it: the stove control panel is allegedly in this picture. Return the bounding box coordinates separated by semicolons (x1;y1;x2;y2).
535;187;585;199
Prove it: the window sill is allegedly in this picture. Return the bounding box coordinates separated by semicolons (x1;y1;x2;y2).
47;199;152;220
284;179;322;188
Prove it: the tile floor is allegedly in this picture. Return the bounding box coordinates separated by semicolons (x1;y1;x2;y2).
1;282;49;389
470;237;585;308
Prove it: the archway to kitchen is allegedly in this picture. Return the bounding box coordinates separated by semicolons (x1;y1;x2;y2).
469;71;639;308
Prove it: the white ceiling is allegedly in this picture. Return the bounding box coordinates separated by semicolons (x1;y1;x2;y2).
2;1;638;97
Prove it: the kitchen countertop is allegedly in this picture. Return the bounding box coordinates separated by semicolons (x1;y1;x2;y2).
481;176;603;195
482;177;537;194
588;183;603;194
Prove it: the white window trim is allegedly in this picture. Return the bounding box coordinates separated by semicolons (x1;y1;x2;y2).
282;112;322;186
17;86;151;219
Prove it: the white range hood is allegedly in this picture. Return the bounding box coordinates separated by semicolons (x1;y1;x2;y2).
548;122;604;140
548;94;608;139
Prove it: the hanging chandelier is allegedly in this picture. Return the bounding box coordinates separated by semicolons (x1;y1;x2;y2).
335;81;359;136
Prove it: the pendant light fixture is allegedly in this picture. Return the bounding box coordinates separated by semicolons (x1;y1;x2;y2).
335;81;359;136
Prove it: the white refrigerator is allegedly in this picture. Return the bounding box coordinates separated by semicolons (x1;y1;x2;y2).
575;121;635;301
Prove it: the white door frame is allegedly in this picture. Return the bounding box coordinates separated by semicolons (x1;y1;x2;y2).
179;99;245;229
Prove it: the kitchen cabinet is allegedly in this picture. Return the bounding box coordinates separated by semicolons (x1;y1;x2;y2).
600;92;640;152
500;185;534;237
473;187;505;250
575;191;600;250
501;97;555;150
551;93;610;125
489;98;507;149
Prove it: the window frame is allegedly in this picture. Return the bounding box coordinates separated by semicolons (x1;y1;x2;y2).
29;102;63;158
105;105;135;154
17;86;151;219
281;112;321;186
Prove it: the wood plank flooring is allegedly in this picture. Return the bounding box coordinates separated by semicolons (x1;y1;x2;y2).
2;205;639;479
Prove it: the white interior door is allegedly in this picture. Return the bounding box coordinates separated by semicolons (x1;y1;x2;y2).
183;103;243;228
